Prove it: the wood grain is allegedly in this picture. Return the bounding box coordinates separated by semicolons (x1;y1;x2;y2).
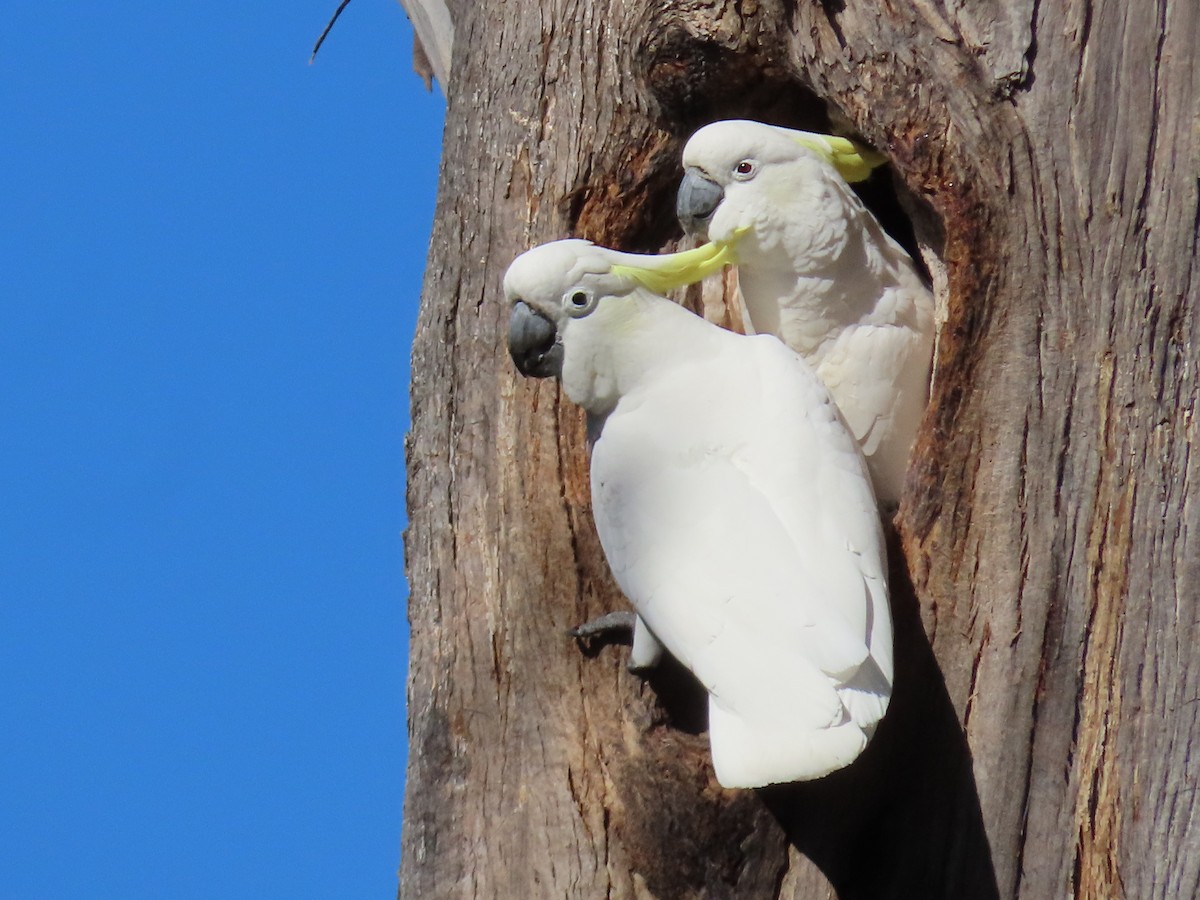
400;1;1200;896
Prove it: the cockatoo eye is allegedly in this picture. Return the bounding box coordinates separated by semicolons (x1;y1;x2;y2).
733;160;756;179
564;288;597;318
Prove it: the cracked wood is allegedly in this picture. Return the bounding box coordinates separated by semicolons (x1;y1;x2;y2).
400;0;1200;897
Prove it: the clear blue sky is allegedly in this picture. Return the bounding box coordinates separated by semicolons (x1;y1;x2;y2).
1;3;444;897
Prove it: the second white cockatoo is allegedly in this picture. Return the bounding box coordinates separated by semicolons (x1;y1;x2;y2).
677;120;935;503
505;239;893;788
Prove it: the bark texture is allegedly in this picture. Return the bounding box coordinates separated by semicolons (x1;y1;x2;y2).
401;1;1200;897
396;0;453;93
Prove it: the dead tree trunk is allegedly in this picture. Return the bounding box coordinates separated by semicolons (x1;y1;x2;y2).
400;1;1200;896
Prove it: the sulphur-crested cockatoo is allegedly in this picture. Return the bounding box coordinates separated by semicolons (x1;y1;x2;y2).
505;239;893;788
677;120;935;503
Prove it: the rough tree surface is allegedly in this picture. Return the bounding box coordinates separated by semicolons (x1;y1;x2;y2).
401;1;1200;897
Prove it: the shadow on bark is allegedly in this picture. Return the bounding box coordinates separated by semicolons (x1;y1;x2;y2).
756;529;1000;899
582;528;998;899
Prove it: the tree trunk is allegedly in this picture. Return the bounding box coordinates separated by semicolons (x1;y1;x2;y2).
400;1;1200;897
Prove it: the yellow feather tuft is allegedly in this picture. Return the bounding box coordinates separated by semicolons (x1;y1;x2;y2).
611;240;739;294
790;132;887;183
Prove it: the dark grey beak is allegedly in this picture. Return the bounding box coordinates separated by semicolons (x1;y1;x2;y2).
508;301;563;378
676;167;724;237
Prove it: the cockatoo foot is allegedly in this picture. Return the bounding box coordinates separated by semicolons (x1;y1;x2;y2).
569;612;663;672
568;610;636;640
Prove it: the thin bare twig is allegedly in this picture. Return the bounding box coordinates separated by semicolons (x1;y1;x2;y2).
309;0;354;64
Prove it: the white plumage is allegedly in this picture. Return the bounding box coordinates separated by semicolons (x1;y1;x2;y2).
505;239;892;788
678;120;935;503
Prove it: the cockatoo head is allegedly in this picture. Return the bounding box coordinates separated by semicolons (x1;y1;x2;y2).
505;239;733;407
677;120;885;265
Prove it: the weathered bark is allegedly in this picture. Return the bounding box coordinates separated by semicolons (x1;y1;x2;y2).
401;1;1200;897
396;0;453;93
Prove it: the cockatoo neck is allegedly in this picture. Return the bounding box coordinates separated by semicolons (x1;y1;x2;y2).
560;290;726;416
738;209;921;359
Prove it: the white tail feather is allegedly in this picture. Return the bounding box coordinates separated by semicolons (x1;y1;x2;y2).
708;697;871;788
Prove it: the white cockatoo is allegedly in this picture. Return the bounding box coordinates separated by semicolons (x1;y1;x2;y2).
505;239;893;788
677;120;935;503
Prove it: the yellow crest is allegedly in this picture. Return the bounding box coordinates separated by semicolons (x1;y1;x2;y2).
790;132;887;183
611;240;739;294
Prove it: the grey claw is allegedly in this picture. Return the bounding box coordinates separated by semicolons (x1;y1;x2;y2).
568;610;637;639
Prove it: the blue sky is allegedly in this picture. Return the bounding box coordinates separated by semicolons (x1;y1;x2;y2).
1;3;444;896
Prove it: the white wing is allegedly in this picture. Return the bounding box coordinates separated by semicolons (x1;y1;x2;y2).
729;161;935;503
590;332;891;787
814;311;933;501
